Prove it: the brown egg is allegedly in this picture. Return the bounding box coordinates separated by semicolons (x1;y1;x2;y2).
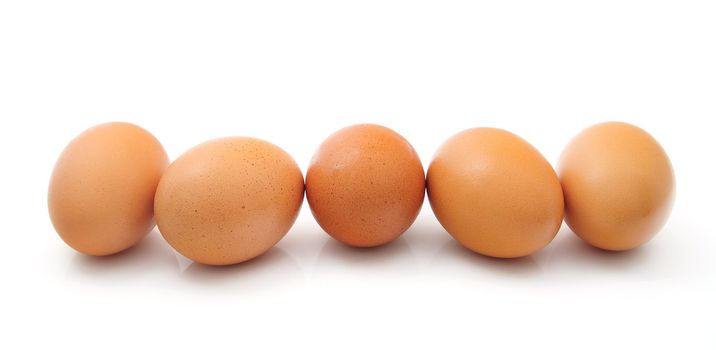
306;124;425;247
154;137;304;265
427;128;564;258
48;122;169;256
558;122;675;251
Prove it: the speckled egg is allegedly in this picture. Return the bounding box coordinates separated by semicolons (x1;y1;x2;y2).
558;122;675;251
306;124;425;247
154;137;304;265
427;128;564;258
48;122;169;256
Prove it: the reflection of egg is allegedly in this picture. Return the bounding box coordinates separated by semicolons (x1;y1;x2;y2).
154;137;304;266
427;128;564;258
48;122;169;256
558;122;675;251
306;124;425;247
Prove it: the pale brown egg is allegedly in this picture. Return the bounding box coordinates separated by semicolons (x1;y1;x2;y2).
427;128;564;258
306;124;425;247
558;122;675;251
154;137;304;266
48;122;169;256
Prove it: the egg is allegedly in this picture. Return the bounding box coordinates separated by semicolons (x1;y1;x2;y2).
306;124;425;247
427;128;564;258
154;137;304;265
48;122;169;256
558;122;675;251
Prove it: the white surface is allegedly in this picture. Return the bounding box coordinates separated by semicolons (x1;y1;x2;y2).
1;1;714;349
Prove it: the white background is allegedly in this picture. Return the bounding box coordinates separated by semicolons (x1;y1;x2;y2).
1;1;714;349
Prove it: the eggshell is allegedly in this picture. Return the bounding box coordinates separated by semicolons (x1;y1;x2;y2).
306;124;425;247
154;137;304;266
48;122;169;256
558;122;675;251
427;128;564;258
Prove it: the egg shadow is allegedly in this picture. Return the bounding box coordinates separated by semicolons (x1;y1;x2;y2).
401;219;454;259
65;229;178;283
309;236;418;289
545;230;665;276
430;239;543;279
315;236;416;268
179;246;304;294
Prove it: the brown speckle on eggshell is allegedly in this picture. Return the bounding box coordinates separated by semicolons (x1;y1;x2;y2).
154;137;304;266
306;124;425;247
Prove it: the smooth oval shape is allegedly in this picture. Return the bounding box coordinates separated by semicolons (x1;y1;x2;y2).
427;128;564;258
306;124;425;247
154;137;304;266
48;122;169;256
558;122;675;251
